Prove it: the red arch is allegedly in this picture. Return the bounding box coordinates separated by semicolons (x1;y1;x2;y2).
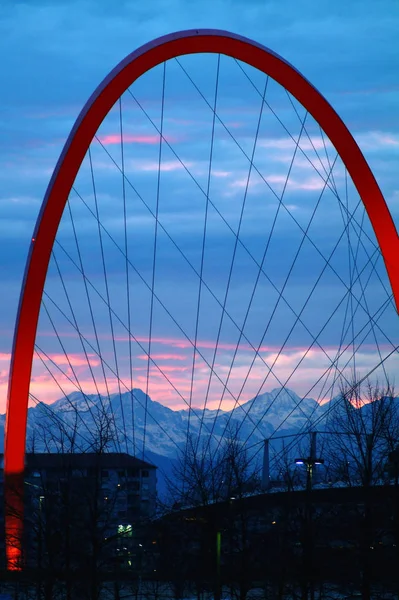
5;29;399;569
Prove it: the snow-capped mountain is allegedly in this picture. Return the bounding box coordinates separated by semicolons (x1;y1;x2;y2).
0;386;326;498
0;387;326;458
1;387;396;499
228;388;320;431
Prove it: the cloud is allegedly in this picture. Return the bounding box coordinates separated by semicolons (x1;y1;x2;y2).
212;170;231;178
263;174;326;191
137;353;187;361
43;353;100;368
258;136;333;152
134;160;193;172
98;134;178;145
0;0;397;418
355;131;399;151
0;340;396;414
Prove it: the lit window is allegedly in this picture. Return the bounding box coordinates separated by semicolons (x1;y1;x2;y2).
118;524;133;537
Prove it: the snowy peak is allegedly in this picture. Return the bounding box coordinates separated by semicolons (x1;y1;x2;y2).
0;386;324;458
229;388;318;427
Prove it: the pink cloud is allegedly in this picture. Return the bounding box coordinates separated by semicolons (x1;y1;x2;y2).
44;353;100;368
225;121;243;129
155;365;188;373
98;134;178;146
356;131;399;150
375;135;399;146
137;354;187;361
0;330;396;414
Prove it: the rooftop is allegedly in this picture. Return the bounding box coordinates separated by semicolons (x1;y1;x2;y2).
0;452;156;471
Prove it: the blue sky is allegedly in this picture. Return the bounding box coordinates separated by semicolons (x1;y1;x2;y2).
0;0;398;413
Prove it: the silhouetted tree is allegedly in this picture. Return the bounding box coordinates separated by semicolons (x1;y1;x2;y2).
326;378;397;600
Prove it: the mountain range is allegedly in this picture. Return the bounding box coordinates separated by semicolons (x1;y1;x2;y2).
0;386;333;498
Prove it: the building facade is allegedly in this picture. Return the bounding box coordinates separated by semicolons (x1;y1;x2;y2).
0;452;157;571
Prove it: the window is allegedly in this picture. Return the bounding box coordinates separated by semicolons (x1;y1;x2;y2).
129;469;139;477
142;483;149;491
141;500;150;515
128;494;140;505
118;524;133;537
141;470;149;478
72;469;84;477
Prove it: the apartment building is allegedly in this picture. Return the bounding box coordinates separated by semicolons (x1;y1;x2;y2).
0;452;157;570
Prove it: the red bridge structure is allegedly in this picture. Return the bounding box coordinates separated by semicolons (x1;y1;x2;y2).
4;30;399;570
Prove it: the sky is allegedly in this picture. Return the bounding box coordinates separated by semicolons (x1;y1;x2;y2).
0;0;398;417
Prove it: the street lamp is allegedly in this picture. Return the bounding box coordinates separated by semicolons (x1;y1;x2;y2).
294;456;324;600
295;457;324;492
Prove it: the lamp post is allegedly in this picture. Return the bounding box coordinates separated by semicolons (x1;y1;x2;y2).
25;481;44;595
294;457;325;494
262;439;270;491
216;530;222;600
294;456;324;600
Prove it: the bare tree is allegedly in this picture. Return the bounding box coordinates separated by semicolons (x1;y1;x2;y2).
218;423;262;500
165;434;224;508
324;378;398;600
325;378;398;487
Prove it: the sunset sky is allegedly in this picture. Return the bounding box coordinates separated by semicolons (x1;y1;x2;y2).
0;0;398;415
